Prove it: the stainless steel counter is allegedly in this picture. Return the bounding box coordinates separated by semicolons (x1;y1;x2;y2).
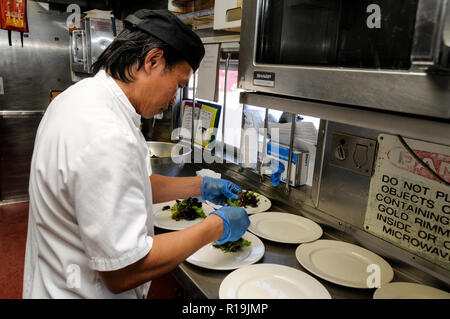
154;164;448;299
157;207;425;299
161;223;377;299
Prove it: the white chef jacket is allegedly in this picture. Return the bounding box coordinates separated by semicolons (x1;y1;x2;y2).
23;70;154;298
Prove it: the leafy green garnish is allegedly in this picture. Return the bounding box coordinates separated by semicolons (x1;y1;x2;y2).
226;191;259;208
213;238;251;253
170;198;206;220
226;197;241;207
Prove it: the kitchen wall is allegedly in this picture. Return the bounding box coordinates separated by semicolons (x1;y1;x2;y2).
0;1;73;201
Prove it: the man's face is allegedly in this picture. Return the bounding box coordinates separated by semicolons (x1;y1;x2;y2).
132;51;192;119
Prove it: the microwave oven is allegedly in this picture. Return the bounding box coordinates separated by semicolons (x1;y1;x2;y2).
238;0;450;119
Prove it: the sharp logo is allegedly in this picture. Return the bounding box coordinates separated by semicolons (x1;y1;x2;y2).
253;72;275;87
256;73;272;79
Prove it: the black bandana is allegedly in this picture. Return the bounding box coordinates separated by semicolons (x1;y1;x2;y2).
125;9;205;71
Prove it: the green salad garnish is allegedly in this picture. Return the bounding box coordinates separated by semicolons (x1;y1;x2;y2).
213;238;252;253
170;197;206;221
226;191;259;208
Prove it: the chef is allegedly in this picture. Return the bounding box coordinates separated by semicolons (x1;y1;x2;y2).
23;9;250;299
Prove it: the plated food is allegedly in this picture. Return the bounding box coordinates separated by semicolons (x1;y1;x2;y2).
152;199;215;231
167;197;206;221
206;190;271;214
185;231;264;270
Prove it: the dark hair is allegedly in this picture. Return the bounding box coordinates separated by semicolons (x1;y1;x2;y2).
91;28;185;83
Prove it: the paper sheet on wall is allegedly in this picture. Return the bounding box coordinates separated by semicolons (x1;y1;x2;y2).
194;109;213;146
364;134;450;270
179;103;200;140
194;102;221;149
196;43;221;102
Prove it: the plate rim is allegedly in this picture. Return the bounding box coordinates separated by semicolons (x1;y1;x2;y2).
248;212;323;244
219;263;332;299
185;231;265;270
295;239;394;289
373;282;450;299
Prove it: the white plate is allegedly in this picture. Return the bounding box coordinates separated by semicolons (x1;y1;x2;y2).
219;263;331;299
249;212;323;244
152;200;215;231
296;240;394;289
373;282;450;299
185;232;265;270
206;191;271;214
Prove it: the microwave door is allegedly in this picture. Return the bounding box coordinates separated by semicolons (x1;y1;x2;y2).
239;0;450;119
279;0;340;66
256;0;419;69
256;0;340;65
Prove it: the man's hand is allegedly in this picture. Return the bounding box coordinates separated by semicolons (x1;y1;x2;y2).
200;176;242;205
210;207;250;244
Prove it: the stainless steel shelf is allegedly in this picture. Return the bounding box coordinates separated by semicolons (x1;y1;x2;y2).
240;92;450;146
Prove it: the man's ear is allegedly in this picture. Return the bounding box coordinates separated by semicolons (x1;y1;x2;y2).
143;48;165;74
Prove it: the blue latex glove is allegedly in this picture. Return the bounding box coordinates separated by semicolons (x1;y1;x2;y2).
270;160;285;186
200;176;242;206
210;207;250;244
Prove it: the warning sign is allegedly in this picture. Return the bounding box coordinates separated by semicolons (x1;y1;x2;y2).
364;134;450;270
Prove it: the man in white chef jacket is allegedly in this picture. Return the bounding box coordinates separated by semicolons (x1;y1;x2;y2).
23;9;250;299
